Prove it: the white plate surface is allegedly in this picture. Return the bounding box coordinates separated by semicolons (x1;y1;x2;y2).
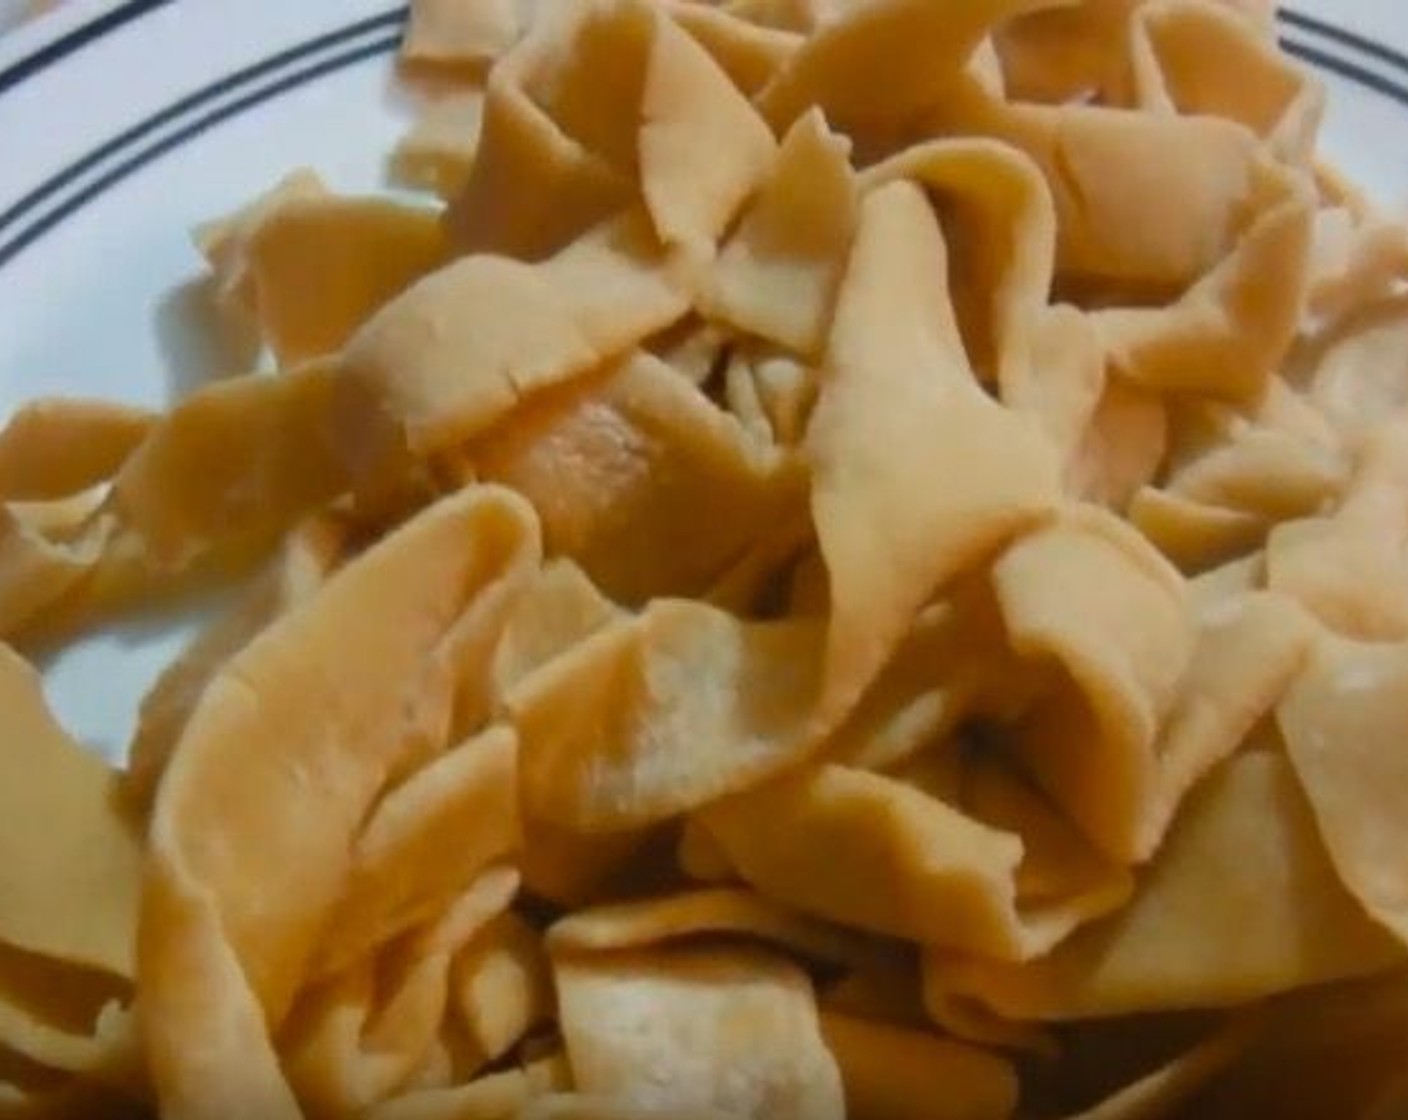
1;0;1406;760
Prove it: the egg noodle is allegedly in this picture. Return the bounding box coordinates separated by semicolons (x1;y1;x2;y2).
2;0;1408;1116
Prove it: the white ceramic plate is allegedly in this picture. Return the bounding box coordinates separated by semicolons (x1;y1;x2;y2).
2;0;1406;762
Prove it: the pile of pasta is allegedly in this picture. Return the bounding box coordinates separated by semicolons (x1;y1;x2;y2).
5;0;1408;1116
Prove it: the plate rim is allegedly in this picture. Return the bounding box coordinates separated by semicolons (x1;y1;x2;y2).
2;3;1408;277
0;3;405;270
0;0;168;92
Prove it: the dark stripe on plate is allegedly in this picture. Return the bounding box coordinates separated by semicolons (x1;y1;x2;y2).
0;33;401;270
1279;8;1408;80
0;5;408;240
1281;37;1408;109
0;0;171;96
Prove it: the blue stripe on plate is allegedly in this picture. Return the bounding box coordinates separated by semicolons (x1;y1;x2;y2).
0;6;407;241
0;32;402;269
0;0;171;96
1282;37;1408;108
1279;8;1408;80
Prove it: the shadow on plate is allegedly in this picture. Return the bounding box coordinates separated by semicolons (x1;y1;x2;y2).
153;276;262;400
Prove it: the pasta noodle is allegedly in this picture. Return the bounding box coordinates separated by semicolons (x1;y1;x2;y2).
4;0;1408;1114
